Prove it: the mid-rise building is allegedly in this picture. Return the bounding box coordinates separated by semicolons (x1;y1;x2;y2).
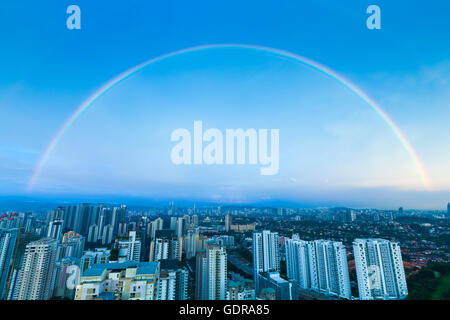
257;271;298;300
75;261;159;300
157;259;188;300
80;248;110;272
226;279;255;300
116;231;141;262
47;220;64;241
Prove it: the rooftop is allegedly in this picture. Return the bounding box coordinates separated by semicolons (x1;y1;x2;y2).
82;261;158;277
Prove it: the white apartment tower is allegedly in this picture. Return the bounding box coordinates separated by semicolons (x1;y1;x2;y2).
207;243;227;300
286;236;351;299
252;230;280;293
353;239;408;300
308;240;351;299
14;238;58;300
285;235;310;289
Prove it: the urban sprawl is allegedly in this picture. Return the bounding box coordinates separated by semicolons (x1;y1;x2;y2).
0;203;449;300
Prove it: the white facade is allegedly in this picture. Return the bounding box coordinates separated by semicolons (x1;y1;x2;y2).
0;228;19;299
116;231;141;262
75;261;159;300
14;238;58;300
285;235;310;289
158;270;177;300
207;244;227;300
286;236;351;299
353;239;408;300
252;230;280;293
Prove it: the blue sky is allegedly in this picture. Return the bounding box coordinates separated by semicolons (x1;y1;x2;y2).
0;1;449;208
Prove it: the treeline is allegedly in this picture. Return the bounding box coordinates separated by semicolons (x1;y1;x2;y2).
407;263;450;300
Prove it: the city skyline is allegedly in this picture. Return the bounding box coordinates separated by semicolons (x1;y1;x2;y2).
0;200;449;301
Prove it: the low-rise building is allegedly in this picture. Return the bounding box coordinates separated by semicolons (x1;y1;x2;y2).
75;261;159;300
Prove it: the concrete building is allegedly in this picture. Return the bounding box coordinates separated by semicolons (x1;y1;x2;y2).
206;243;227;300
116;231;141;262
353;238;408;300
252;230;280;293
0;228;19;299
14;238;58;300
75;261;159;300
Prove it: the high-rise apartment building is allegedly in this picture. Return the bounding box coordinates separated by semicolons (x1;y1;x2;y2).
53;257;80;299
286;236;351;299
149;230;181;262
206;243;227;300
252;230;280;293
0;228;19;299
308;240;351;299
185;228;199;259
225;214;232;232
150;218;164;240
157;259;188;300
195;250;208;300
47;219;64;241
353;239;408;300
14;238;58;300
285;235;310;289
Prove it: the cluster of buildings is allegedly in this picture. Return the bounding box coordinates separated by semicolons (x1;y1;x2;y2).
284;234;408;299
0;203;416;301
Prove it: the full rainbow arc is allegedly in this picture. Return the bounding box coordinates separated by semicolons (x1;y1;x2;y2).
26;44;432;191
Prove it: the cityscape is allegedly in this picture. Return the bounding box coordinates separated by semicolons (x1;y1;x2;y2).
0;202;448;300
1;2;450;312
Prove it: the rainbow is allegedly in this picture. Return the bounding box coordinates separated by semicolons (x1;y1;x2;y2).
26;44;432;190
